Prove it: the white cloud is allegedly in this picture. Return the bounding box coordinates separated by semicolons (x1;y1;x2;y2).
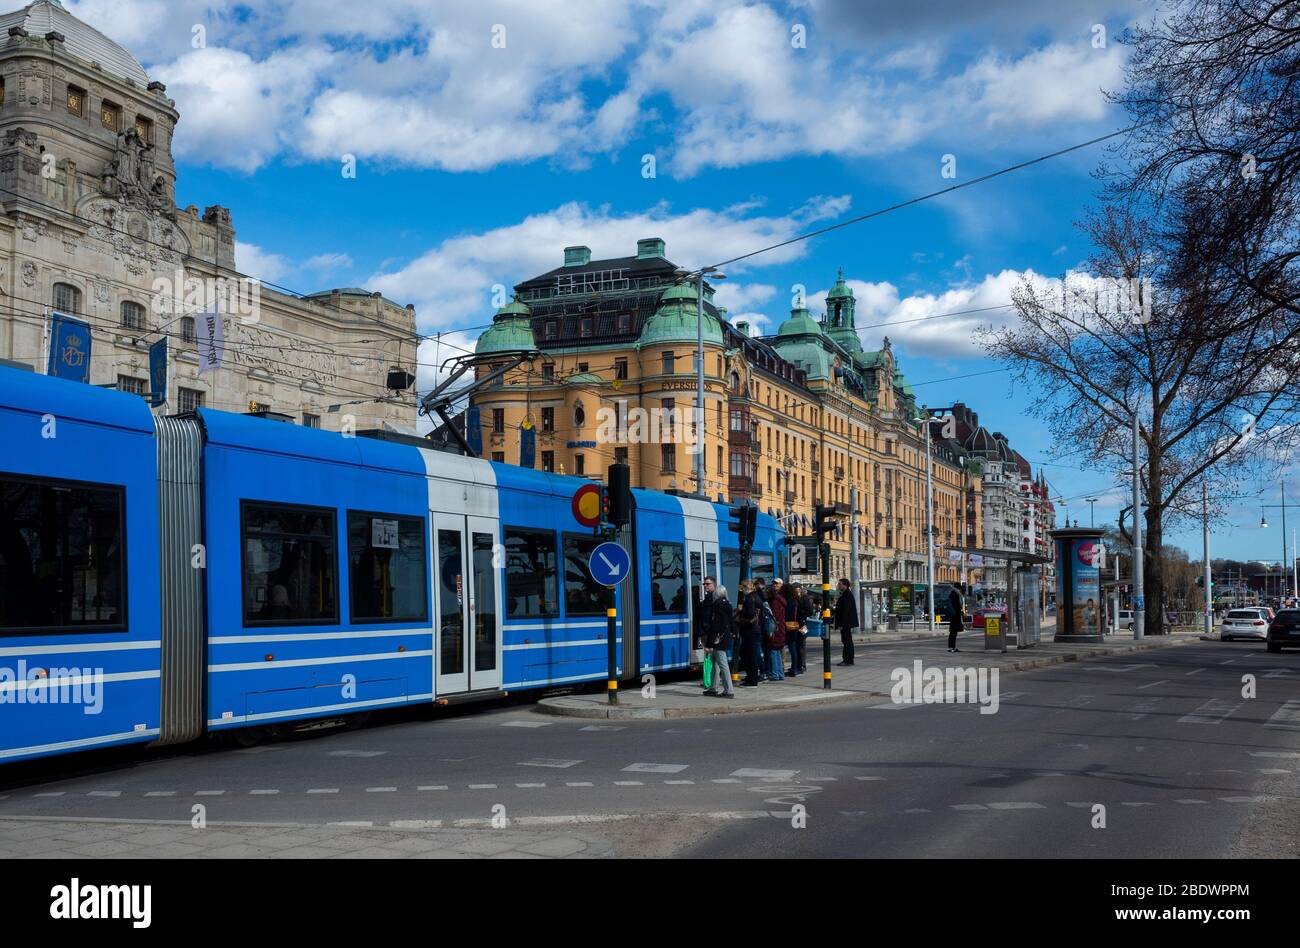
235;240;291;283
369;198;846;332
302;253;354;272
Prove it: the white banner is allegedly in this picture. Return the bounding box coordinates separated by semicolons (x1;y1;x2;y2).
196;305;224;375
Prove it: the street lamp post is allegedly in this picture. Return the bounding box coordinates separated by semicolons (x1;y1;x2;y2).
1085;497;1098;527
675;266;725;499
921;407;953;629
1260;479;1298;602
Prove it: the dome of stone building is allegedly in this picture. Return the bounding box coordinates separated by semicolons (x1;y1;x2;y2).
776;304;823;337
640;281;724;346
476;294;536;355
0;1;150;85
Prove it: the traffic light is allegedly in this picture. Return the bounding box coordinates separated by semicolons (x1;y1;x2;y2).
607;463;631;526
813;504;837;543
728;502;757;547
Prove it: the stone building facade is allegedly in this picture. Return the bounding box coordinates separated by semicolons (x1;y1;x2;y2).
0;1;417;430
467;238;1049;588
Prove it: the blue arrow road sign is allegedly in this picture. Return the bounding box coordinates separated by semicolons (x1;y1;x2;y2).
589;542;630;587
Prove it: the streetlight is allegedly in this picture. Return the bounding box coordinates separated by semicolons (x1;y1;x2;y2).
1260;479;1298;599
674;266;725;498
920;406;953;629
1085;497;1098;527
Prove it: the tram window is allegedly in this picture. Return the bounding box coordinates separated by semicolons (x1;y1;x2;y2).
242;501;338;625
649;541;686;615
752;551;775;586
562;533;605;617
347;511;427;623
0;474;126;633
503;526;558;617
721;549;741;600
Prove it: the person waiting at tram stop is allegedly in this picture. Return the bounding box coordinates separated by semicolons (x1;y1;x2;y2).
764;582;786;680
835;578;859;665
700;577;735;699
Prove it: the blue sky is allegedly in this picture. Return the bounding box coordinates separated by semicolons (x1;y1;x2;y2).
65;0;1288;562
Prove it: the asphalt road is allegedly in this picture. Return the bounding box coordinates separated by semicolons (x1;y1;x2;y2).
3;637;1298;857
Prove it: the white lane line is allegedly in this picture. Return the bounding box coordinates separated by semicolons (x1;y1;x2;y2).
87;791;121;798
1258;769;1292;774
327;750;385;758
1175;799;1208;805
623;763;689;774
613;781;644;787
500;720;551;728
194;790;225;797
1136;679;1169;690
249;789;279;795
1247;751;1300;758
32;792;64;798
468;784;497;790
1185;668;1205;676
1265;700;1300;731
1177;698;1243;725
987;802;1047;810
515;783;546;789
329;821;373;827
307;788;340;794
389;820;443;829
807;777;838;782
1219;795;1267;803
365;787;397;793
854;776;886;781
731;768;798;780
579;725;626;732
565;782;594;788
418;785;448;791
665;780;695;785
519;758;582;769
712;778;742;784
143;791;175;797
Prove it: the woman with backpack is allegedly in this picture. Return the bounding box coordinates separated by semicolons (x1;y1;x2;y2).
765;582;787;680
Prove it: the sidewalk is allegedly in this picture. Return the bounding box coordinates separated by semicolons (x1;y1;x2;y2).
0;816;614;859
536;628;1199;720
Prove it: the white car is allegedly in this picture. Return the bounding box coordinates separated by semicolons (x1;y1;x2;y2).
1220;608;1272;641
1116;609;1135;631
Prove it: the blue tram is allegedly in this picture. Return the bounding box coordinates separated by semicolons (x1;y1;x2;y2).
0;366;783;763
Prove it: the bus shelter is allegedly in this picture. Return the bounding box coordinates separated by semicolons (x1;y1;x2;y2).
948;547;1050;651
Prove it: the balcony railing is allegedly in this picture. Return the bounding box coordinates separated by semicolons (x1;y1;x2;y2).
728;426;753;448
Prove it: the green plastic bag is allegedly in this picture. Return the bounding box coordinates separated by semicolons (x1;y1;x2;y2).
702;652;713;690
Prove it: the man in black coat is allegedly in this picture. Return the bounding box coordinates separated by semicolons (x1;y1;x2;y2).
947;585;965;652
834;578;859;666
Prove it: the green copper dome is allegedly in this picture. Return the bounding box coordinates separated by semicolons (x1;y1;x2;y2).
640;282;724;346
476;294;536;355
826;268;852;299
777;305;823;337
771;304;832;379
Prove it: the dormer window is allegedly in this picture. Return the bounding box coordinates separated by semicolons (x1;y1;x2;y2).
67;85;85;117
101;101;121;132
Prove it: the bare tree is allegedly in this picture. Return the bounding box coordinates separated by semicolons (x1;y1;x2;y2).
979;206;1300;636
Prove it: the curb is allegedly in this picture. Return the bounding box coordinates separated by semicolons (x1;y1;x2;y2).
534;635;1198;720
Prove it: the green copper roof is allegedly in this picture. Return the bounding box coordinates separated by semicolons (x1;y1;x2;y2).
854;349;886;367
640;282;724;346
826;268;852;300
565;372;605;385
476;294;536;355
777;305;823;337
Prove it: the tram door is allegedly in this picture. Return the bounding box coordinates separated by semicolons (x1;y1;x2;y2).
687;538;720;662
432;513;503;695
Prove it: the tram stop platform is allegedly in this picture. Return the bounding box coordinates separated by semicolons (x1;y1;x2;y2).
535;626;1200;720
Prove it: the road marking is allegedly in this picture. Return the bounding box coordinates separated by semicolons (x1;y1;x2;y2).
249;789;279;795
195;790;225;797
87;791;121;797
665;780;695;785
1084;664;1150;673
32;792;64;798
1258;769;1291;774
417;785;447;791
807;777;838;782
143;791;175;797
854;776;886;781
519;758;582;769
500;720;551;728
1177;698;1243;725
712;779;742;784
1185;668;1205;676
327;750;385;758
389;820;442;829
468;783;497;790
1175;799;1208;804
731;768;797;780
623;763;688;774
902;808;931;814
565;782;594;788
1136;679;1169;690
365;787;397;793
579;725;625;732
1219;795;1266;803
613;781;644;786
328;821;373;827
515;783;546;789
1263;668;1297;678
1265;700;1300;731
1247;751;1300;758
987;802;1046;810
307;788;339;794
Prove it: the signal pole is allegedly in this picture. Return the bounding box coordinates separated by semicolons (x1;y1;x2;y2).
1132;413;1145;640
1202;483;1211;639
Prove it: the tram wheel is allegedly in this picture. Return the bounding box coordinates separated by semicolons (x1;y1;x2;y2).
343;712;372;730
230;726;269;748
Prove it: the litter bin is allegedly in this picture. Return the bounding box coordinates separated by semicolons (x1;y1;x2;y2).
805;618;824;640
983;610;1006;652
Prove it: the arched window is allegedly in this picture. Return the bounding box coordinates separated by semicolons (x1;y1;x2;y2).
120;300;144;330
53;282;81;314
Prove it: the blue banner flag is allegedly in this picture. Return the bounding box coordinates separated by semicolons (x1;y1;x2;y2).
148;338;168;407
47;312;92;383
465;404;483;455
520;422;536;469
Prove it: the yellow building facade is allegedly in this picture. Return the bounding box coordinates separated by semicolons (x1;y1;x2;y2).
468;240;983;588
